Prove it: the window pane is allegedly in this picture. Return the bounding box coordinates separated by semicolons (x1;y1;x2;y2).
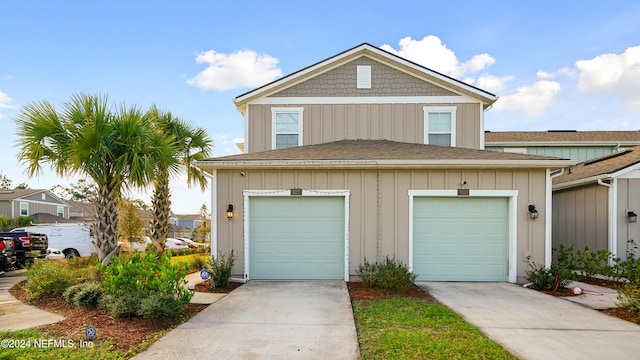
275;134;299;149
428;134;451;146
428;112;451;132
275;113;299;132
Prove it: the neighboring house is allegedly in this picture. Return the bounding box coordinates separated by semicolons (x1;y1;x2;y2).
196;43;574;283
68;200;94;222
177;214;204;230
0;189;70;220
553;146;640;261
485;130;640;162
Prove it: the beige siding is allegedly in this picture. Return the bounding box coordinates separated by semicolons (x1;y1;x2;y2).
552;185;608;255
270;57;458;98
13;201;68;218
0;201;12;218
216;168;548;283
248;102;481;152
617;179;640;259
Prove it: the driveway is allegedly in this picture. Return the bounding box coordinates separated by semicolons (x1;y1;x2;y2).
134;281;360;360
418;282;640;360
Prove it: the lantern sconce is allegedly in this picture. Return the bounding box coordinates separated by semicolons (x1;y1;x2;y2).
628;211;638;223
528;204;539;220
226;204;234;220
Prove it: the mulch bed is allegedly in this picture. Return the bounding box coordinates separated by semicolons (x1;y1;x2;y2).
347;282;439;304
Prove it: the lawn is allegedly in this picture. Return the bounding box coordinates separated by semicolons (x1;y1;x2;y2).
350;286;517;359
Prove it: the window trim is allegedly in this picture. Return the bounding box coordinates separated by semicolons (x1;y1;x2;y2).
19;202;29;216
423;106;457;147
57;206;65;217
271;107;304;150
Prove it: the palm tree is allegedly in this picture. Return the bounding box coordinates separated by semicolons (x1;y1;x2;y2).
15;93;175;264
147;105;212;251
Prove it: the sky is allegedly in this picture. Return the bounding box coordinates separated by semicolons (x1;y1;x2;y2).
1;1;640;214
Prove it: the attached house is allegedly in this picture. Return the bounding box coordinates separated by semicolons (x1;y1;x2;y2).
553;146;640;261
0;189;70;220
196;43;574;283
485;130;640;162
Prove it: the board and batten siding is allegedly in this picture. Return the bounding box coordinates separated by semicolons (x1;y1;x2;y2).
247;103;481;152
617;179;640;259
12;202;68;218
552;184;608;256
215;168;548;283
487;146;614;163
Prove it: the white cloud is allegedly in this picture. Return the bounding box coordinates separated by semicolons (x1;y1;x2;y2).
0;89;15;119
381;36;495;78
576;46;640;110
536;67;575;79
492;80;561;118
186;49;283;91
475;74;514;93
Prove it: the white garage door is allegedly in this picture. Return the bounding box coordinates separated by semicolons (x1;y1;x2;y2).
413;197;509;281
249;196;345;280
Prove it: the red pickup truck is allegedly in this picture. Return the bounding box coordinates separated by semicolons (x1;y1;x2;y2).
0;231;48;268
0;236;16;272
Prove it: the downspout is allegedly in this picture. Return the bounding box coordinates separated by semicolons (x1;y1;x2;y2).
546;168;565;266
598;178;617;258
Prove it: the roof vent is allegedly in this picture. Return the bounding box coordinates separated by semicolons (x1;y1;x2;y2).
357;65;371;89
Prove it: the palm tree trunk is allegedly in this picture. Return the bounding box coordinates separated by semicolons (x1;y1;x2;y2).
150;170;171;253
93;176;120;265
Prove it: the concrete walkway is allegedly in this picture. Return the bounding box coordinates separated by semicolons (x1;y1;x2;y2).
419;282;640;360
134;281;360;360
0;270;65;331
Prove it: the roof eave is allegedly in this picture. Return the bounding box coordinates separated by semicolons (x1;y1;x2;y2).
486;141;640;147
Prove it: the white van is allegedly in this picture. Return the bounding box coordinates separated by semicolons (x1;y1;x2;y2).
12;223;95;258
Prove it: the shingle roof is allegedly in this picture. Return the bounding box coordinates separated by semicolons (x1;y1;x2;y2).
0;189;47;201
485;130;640;144
199;139;572;167
553;146;640;185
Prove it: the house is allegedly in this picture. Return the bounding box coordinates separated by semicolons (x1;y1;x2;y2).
0;189;70;220
552;146;640;261
177;214;204;230
485;130;640;162
196;43;574;283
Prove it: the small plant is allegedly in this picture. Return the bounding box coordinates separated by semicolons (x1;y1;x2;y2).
24;260;88;301
574;246;612;281
617;285;640;314
190;255;210;272
139;293;184;319
63;281;105;308
208;250;235;289
356;256;417;292
526;263;572;291
102;292;145;318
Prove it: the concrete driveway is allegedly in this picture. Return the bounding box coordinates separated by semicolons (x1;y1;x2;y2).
134;281;360;360
418;282;640;360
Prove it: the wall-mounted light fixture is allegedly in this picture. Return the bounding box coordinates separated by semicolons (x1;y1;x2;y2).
226;204;234;220
628;211;638;223
528;204;539;220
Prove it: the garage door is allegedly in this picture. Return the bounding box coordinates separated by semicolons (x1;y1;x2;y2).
249;196;345;280
413;197;509;281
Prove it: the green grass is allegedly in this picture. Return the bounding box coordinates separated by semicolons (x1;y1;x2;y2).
353;298;516;360
0;329;128;360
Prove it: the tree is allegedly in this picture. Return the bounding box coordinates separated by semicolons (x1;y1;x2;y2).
15;93;175;264
147;105;212;251
50;179;97;203
194;203;211;242
117;198;145;243
0;171;12;189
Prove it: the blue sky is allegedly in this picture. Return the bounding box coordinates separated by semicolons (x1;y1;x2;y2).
1;1;640;213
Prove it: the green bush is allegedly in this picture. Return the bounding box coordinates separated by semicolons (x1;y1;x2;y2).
102;292;144;318
100;251;193;304
208;251;235;289
24;260;88;301
525;262;573;291
575;246;612;281
63;281;105;308
356;256;417;292
190;255;210;272
618;285;640;314
139;293;184;319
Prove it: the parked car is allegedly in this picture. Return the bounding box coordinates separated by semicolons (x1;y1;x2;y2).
0;236;17;271
118;236;152;252
12;224;95;259
177;238;204;248
165;238;188;250
45;248;65;260
0;231;48;267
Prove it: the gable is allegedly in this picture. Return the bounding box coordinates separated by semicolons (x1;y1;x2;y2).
269;56;458;98
21;191;67;205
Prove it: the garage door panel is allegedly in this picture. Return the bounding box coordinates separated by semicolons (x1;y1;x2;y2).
413;197;509;281
249;197;345;280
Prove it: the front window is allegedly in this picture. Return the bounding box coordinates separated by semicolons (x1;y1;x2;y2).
20;202;28;216
272;107;303;149
57;206;64;217
424;106;457;147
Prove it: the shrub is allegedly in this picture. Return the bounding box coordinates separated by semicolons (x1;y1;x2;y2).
356;256;417;292
100;250;193;304
618;285;640;314
102;292;144;318
63;282;105;308
24;260;88;301
139;293;184;319
208;251;235;289
190;255;210;272
525;262;573;291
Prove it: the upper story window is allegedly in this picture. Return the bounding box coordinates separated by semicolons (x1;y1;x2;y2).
424;106;457;147
20;202;28;216
272;107;304;149
57;206;65;217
